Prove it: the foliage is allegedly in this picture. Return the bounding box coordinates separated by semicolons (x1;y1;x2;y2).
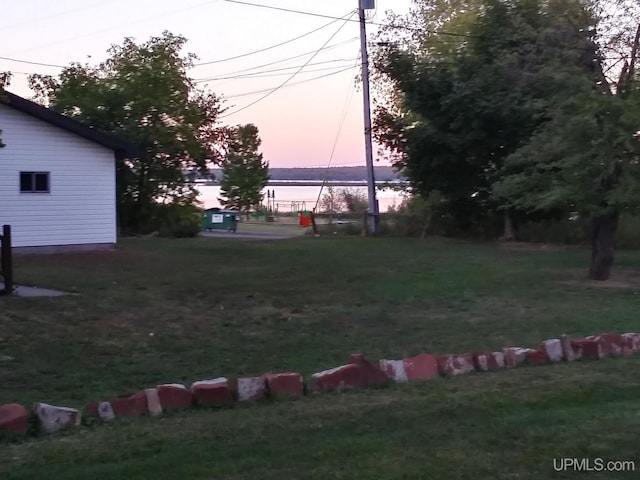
386;191;448;237
28;32;225;233
320;187;368;214
319;185;341;213
339;188;368;213
156;203;202;238
493;91;640;217
374;0;597;233
218;124;269;215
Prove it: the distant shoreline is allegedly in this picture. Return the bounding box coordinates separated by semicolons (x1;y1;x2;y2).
198;166;402;182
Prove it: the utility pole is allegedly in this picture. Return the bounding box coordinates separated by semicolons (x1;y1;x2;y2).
358;0;379;235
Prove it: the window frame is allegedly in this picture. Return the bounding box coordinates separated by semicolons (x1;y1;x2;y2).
19;171;51;194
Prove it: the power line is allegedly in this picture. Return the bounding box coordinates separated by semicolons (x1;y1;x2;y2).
194;58;356;82
193;10;355;66
223;64;357;99
223;0;474;38
315;53;361;211
197;38;358;78
0;56;65;68
221;11;357;118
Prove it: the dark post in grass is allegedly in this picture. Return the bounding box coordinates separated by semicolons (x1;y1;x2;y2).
0;225;13;296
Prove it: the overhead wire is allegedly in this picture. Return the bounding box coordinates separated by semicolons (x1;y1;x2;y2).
223;64;357;99
315;52;362;211
223;0;475;38
194;58;356;82
0;56;65;69
193;10;355;66
220;10;357;118
204;62;358;82
195;38;358;79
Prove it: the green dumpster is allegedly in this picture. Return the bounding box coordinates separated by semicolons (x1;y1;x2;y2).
202;208;239;232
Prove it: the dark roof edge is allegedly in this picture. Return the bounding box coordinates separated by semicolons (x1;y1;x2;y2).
1;90;143;158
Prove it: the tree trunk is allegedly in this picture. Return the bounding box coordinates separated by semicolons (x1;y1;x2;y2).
588;213;618;281
503;209;515;241
420;212;432;239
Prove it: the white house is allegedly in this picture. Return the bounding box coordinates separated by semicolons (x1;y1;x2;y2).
0;91;138;252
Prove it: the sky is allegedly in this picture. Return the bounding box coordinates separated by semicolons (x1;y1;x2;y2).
1;0;414;168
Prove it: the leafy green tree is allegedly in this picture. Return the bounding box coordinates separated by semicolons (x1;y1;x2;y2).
374;0;597;235
339;188;368;213
219;124;269;216
494;52;640;280
28;32;224;233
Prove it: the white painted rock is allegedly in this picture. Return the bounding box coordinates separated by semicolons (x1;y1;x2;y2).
622;332;640;354
379;359;408;382
237;377;266;401
97;401;115;421
560;334;575;361
34;402;81;434
144;388;162;416
541;339;563;362
502;347;530;367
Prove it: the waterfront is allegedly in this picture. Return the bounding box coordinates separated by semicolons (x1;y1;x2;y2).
196;185;405;213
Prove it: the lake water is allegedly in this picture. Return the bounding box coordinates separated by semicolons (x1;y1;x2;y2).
196;185;406;213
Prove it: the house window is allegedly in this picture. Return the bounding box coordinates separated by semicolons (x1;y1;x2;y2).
20;172;50;193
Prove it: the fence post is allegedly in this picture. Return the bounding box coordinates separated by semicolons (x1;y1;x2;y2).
1;225;13;296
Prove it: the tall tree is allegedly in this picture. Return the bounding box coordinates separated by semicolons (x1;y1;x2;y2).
494;17;640;280
28;32;225;233
374;0;596;234
219;124;269;215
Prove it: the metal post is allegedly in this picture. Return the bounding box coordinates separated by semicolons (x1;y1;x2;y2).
359;2;379;235
1;225;13;296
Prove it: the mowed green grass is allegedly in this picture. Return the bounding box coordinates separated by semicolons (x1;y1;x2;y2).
1;237;640;479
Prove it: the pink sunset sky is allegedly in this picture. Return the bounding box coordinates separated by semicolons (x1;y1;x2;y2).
0;0;414;168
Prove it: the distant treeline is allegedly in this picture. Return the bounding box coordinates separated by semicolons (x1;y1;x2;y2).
206;166;401;182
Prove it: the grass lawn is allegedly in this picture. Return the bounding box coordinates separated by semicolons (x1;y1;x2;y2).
1;236;640;479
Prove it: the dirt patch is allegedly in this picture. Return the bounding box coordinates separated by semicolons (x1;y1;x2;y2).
556;268;640;289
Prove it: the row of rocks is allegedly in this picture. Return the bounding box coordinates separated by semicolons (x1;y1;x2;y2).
1;331;638;438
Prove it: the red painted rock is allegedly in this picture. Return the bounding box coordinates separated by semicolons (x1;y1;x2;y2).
85;401;115;421
310;364;363;392
560;335;576;361
347;354;388;386
157;384;193;410
526;349;550;366
540;339;563;362
264;372;304;398
110;391;148;417
0;403;28;435
571;339;600;360
472;351;505;372
191;378;234;406
144;388;162;416
233;376;267;401
33;402;81;434
622;332;640;355
587;333;624;357
437;353;474;376
502;347;530;368
404;353;440;381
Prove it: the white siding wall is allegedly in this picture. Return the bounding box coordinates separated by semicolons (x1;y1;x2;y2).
0;104;116;247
